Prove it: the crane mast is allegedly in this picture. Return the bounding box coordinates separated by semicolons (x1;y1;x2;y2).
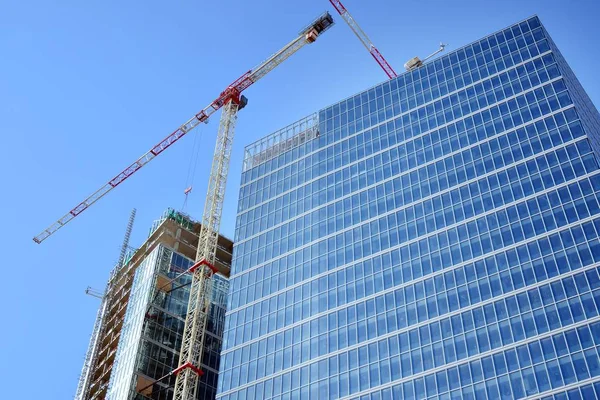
329;0;398;79
173;13;334;400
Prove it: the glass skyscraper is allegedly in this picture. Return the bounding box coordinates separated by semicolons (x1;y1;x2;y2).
218;16;600;399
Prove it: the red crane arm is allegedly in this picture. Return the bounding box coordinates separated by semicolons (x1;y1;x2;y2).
33;79;240;244
33;12;334;244
329;0;398;79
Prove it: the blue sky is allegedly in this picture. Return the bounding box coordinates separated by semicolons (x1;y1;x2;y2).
1;0;599;398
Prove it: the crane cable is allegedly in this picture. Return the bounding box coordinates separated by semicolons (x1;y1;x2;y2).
182;126;204;211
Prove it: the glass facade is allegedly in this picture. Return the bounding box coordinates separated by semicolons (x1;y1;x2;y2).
218;16;600;399
108;244;229;400
109;246;162;399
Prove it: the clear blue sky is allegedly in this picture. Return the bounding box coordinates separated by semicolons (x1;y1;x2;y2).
1;0;599;398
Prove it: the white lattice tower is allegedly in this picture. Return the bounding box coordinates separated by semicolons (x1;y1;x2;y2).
74;296;107;400
74;208;137;400
174;99;239;400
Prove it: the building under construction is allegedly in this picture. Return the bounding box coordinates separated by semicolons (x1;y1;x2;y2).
75;209;233;400
29;11;333;400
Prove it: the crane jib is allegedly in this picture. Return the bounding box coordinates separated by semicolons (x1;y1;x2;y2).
109;160;144;187
330;0;347;14
70;202;88;216
328;0;398;79
32;12;334;250
151;128;186;156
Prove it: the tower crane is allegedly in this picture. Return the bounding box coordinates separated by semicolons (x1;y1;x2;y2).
328;0;398;79
33;10;334;400
173;15;332;399
32;12;333;245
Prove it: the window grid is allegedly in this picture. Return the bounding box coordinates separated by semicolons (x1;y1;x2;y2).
229;131;595;315
220;216;600;395
236;52;560;227
236;72;568;250
239;18;545;188
218;16;600;400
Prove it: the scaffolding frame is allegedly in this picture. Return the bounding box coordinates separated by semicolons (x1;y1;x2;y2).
74;209;232;400
75;209;136;400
